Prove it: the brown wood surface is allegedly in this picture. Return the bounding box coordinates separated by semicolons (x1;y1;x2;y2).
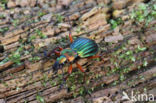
0;0;156;103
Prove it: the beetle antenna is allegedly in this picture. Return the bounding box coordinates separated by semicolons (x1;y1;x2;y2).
67;16;72;31
67;16;73;43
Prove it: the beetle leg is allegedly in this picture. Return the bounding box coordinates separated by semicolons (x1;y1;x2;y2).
69;32;73;43
54;50;61;56
44;51;48;57
54;46;63;56
57;46;63;51
53;46;63;52
68;64;73;74
76;62;84;72
67;16;73;43
46;46;63;57
87;55;100;59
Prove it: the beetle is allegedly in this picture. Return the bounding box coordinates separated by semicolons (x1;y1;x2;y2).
52;32;100;74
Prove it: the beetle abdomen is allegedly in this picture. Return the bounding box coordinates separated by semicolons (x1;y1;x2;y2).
70;37;98;58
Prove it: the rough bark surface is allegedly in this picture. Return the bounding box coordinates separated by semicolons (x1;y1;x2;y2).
0;0;156;103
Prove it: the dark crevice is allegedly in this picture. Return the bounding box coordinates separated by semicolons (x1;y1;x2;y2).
0;45;4;53
127;61;156;78
144;0;151;3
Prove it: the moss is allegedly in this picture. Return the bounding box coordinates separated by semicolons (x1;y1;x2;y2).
28;35;36;42
8;45;24;65
112;80;119;86
35;29;47;39
143;60;148;67
38;11;47;17
11;19;19;27
50;80;57;87
109;18;123;29
0;14;5;19
75;26;83;33
65;71;89;98
131;3;156;26
9;52;21;65
0;27;9;34
0;0;8;4
55;14;64;23
36;94;45;103
0;57;9;65
28;56;40;62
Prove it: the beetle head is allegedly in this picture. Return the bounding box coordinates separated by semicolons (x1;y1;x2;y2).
53;55;67;71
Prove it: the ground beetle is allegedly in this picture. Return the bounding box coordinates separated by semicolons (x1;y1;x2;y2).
52;32;100;74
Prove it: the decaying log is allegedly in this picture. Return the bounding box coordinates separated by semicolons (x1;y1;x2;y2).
0;0;155;102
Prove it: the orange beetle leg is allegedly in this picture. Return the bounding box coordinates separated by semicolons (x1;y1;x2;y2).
47;46;63;57
76;62;84;72
69;33;73;43
53;46;63;56
68;64;73;74
87;55;100;59
54;50;61;56
58;46;63;51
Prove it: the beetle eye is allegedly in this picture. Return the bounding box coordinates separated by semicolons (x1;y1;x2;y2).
64;60;68;63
